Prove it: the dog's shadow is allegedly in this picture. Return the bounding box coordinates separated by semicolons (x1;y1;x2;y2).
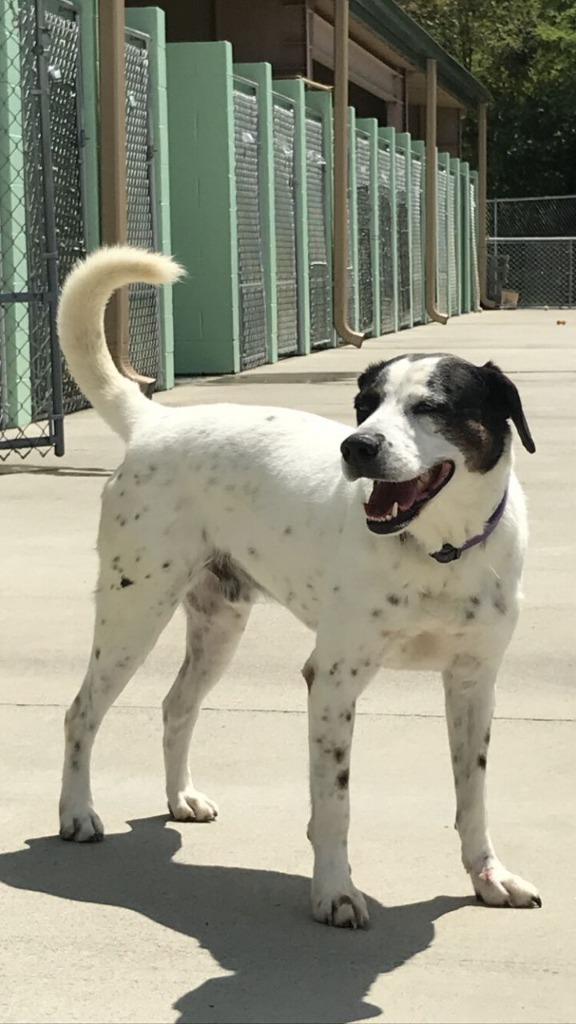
0;816;472;1023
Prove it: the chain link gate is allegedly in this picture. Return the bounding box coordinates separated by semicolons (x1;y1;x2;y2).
377;140;394;334
305;111;331;349
410;150;423;325
355;130;373;334
0;0;64;458
47;0;88;415
233;80;267;369
125;29;161;381
396;146;410;329
272;94;299;357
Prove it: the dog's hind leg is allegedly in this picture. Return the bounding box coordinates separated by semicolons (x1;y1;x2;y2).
163;570;252;822
59;554;191;843
443;656;541;908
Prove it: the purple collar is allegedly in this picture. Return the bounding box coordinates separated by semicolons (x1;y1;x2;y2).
430;489;508;564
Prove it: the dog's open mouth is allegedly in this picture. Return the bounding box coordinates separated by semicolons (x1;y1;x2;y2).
363;461;454;534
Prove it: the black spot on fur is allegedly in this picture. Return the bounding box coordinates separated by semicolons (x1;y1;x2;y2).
345;711;352;722
371;608;383;618
387;594;401;606
73;741;81;754
350;668;358;677
162;561;172;570
478;754;487;770
465;608;476;621
334;747;346;764
266;415;276;422
248;547;258;557
337;769;349;790
470;595;481;606
284;526;292;536
95;648;100;660
493;594;507;614
329;661;341;676
120;576;134;588
484;729;491;744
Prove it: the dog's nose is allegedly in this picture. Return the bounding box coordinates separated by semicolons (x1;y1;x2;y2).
340;433;381;467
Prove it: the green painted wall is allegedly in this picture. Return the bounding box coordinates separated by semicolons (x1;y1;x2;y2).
167;42;239;374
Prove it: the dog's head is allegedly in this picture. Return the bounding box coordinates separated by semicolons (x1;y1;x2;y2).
340;354;535;536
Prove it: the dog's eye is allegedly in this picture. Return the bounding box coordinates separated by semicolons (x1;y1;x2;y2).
412;400;443;416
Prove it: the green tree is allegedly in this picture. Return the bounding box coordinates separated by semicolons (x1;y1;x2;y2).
400;0;576;196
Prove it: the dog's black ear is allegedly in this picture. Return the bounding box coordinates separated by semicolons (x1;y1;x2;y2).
482;361;536;453
357;361;385;391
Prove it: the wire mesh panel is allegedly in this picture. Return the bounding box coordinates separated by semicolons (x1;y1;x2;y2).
234;83;267;368
448;168;458;316
305;112;331;349
487;239;576;307
488;195;576;237
469;179;480;310
377;142;394;333
0;0;63;458
396;148;410;328
436;164;449;314
410;152;423;324
46;2;87;414
487;195;576;306
355;130;373;334
125;32;160;380
273;95;298;356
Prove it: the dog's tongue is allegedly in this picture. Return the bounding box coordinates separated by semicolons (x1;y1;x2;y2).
364;477;426;517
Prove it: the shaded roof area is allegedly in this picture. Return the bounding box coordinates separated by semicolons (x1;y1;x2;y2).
350;0;490;108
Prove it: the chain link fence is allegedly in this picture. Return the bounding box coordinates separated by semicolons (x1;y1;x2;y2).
125;30;161;380
487;195;576;307
272;94;299;358
305;111;331;349
0;0;63;458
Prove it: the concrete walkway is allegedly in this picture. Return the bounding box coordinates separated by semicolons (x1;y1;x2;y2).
0;309;574;1024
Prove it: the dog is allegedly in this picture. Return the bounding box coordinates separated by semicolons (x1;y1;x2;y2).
56;246;541;928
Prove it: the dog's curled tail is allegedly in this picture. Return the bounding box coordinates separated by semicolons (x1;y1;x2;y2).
57;246;184;441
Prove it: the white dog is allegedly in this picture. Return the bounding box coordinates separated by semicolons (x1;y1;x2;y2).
56;246;541;928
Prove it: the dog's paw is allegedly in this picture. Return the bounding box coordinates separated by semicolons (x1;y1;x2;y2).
168;788;219;823
472;864;541;908
59;808;104;843
312;882;369;928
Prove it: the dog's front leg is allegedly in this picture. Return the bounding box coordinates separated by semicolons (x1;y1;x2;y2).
443;654;541;908
305;653;375;928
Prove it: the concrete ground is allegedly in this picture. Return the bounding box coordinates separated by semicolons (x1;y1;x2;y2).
0;309;574;1024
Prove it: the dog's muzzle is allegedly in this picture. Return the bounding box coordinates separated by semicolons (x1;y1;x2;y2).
340;432;383;479
341;432;454;535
